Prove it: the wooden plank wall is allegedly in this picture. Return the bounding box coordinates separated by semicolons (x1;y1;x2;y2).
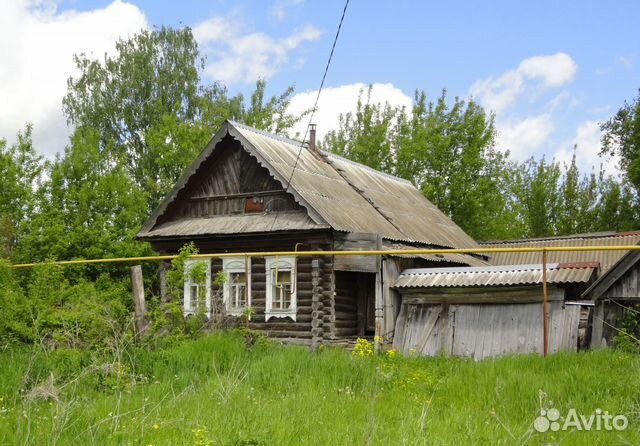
393;291;582;360
601;261;640;301
333;233;380;273
159;137;302;223
591;261;640;349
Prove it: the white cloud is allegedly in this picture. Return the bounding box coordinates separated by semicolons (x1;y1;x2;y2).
0;0;147;156
554;120;620;176
270;0;305;21
470;53;578;114
496;114;555;160
286;83;413;140
193;17;320;84
518;53;578;88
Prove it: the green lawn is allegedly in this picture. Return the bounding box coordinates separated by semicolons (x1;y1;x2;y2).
0;332;638;445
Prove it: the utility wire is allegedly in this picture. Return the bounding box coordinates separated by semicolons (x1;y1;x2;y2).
284;0;350;191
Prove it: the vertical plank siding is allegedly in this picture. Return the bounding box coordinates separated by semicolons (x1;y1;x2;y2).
159;136;303;224
393;290;582;360
591;261;640;349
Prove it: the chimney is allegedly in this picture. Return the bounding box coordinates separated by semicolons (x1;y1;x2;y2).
308;124;317;153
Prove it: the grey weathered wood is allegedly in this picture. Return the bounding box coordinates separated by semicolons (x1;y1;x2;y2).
333;233;379;273
401;286;564;304
131;265;148;339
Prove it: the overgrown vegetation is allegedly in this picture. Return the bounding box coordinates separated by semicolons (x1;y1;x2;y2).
322;87;639;240
0;332;638;445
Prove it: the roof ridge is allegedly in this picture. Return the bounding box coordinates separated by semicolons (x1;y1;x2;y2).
227;120;305;147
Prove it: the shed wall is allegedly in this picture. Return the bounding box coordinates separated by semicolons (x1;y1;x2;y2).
393;287;581;360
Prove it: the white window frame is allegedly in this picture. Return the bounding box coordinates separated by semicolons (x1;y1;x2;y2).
183;259;212;317
265;256;297;321
223;257;251;316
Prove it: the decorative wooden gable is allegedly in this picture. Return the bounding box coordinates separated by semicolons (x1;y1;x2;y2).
157;134;305;226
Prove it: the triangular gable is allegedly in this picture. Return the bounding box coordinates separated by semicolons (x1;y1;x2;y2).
139;121;328;236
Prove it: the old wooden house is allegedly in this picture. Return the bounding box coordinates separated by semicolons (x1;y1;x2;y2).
138;120;486;346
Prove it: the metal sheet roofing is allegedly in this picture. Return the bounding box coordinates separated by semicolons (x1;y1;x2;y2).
143;212;325;238
480;232;640;274
382;243;490;267
394;263;597;288
139;121;479;249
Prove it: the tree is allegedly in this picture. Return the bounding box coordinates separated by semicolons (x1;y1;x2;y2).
63;26;301;209
16;128;152;267
322;86;397;172
394;91;499;239
601;89;640;193
0;126;46;258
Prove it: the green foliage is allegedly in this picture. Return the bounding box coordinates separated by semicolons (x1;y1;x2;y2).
63;26;302;210
0;126;46;258
601;89;640;193
613;303;640;353
145;243;214;347
14;128;154;270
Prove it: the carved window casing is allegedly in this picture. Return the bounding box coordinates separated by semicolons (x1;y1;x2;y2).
265;256;297;321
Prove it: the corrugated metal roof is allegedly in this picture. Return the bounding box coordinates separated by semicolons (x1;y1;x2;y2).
394;263;597;288
480;232;640;274
382;243;490;266
143;212;326;237
139;121;479;250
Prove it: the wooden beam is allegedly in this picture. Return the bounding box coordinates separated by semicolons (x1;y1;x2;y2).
131;265;148;339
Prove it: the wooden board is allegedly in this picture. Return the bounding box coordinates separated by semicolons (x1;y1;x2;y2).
333;233;381;273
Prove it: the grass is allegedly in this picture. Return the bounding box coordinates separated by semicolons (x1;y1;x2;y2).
0;331;639;445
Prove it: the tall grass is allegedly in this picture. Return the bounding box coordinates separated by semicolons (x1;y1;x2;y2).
0;332;638;445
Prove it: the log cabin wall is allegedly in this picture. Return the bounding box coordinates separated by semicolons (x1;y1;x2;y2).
153;232;336;343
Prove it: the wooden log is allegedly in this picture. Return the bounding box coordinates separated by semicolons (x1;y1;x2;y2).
333;311;358;321
131;265;148;339
334;327;358;337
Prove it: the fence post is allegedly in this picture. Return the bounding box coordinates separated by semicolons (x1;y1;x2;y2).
132;265;148;339
542;250;549;357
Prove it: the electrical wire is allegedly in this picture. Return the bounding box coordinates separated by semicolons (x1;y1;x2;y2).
284;0;350;191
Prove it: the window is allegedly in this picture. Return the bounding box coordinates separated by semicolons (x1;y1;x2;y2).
183;259;212;316
223;257;251;316
265;256;296;321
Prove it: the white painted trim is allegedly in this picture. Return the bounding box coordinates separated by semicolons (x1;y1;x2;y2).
265;256;297;321
183;259;212;317
222;257;252;316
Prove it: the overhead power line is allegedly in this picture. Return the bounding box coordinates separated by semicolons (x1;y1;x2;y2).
284;0;350;191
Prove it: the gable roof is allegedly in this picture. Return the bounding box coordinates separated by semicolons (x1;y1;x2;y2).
138;120;478;249
581;248;640;300
480;231;640;274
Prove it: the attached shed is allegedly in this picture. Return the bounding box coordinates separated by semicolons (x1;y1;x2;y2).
392;263;598;360
582;250;640;349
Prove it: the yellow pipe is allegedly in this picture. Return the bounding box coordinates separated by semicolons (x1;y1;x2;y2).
9;245;640;269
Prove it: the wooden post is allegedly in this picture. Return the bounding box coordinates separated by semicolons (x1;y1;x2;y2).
159;261;170;304
132;265;148;339
542;250;549;357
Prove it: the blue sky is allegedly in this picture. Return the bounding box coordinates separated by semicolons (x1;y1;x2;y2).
3;0;639;174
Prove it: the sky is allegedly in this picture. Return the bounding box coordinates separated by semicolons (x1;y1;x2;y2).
2;0;639;176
